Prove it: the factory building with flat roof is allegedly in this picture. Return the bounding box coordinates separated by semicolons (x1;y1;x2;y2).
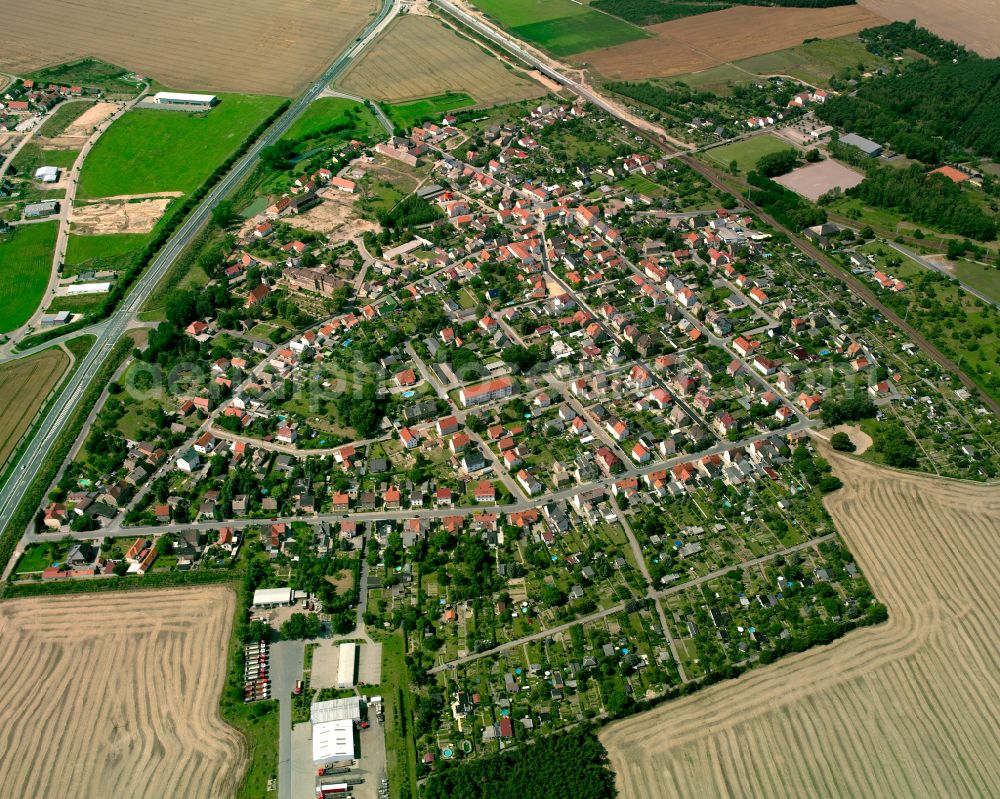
151;91;218;107
312;718;355;765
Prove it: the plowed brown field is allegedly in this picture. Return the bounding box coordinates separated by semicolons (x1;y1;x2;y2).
0;0;377;96
602;453;1000;798
0;587;245;798
581;5;885;80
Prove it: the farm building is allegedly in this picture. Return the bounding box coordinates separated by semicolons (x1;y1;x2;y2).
151;91;218;108
252;587;293;608
337;642;357;689
34;166;60;183
23;200;60;219
311;697;362;724
312;718;355;765
839;133;882;157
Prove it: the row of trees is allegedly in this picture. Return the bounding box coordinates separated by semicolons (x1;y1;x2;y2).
746;171;828;230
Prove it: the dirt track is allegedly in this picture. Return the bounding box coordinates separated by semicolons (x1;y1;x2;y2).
581;5;884;80
602;454;1000;797
0;587;246;798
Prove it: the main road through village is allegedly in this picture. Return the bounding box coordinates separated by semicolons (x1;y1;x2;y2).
0;0;401;537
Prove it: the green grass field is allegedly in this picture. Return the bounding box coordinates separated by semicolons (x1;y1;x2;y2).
64;232;146;274
45;293;105;315
702;134;796;173
471;0;646;56
386;92;475;130
953;259;1000;305
37;100;97;138
668;64;751;95
733;37;889;86
282;96;382;143
78;93;282;199
10;143;78;176
0;222;58;333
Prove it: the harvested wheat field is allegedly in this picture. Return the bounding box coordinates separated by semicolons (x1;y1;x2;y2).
0;0;377;96
859;0;1000;58
0;347;68;467
0;587;245;798
602;453;1000;798
339;15;544;105
581;5;885;80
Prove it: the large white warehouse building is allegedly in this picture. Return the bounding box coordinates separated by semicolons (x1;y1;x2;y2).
151;91;217;107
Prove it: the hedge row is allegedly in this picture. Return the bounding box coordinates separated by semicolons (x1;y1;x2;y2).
3;564;240;598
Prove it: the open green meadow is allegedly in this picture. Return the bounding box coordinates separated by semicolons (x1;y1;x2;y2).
78;93;282;199
732;37;888;86
386;92;475;130
282;97;382;143
10;143;78;176
952;259;1000;305
0;222;57;333
63;232;147;275
701;134;796;173
471;0;646;56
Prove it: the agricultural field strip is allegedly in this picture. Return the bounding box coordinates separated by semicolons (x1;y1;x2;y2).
0;0;380;96
602;455;1000;798
0;587;244;798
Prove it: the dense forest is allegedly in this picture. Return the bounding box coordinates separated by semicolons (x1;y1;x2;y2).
593;0;854;26
422;728;617;799
860;20;971;62
817;23;1000;162
838;164;997;241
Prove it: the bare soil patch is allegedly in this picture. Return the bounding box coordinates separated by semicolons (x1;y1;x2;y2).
774;158;864;202
859;0;1000;58
0;0;377;96
71;196;179;234
581;5;885;80
602;454;1000;798
0;347;69;467
0;587;246;798
290;189;377;239
339;14;544;105
822;424;873;455
64;100;119;137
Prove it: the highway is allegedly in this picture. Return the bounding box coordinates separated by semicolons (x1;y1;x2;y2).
0;0;399;542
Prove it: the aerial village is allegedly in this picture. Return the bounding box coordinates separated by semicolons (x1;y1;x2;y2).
21;96;1000;779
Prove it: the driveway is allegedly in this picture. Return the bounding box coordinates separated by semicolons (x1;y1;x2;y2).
270;640;304;799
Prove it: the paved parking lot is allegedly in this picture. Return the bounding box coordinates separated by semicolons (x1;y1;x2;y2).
312;643;341;688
